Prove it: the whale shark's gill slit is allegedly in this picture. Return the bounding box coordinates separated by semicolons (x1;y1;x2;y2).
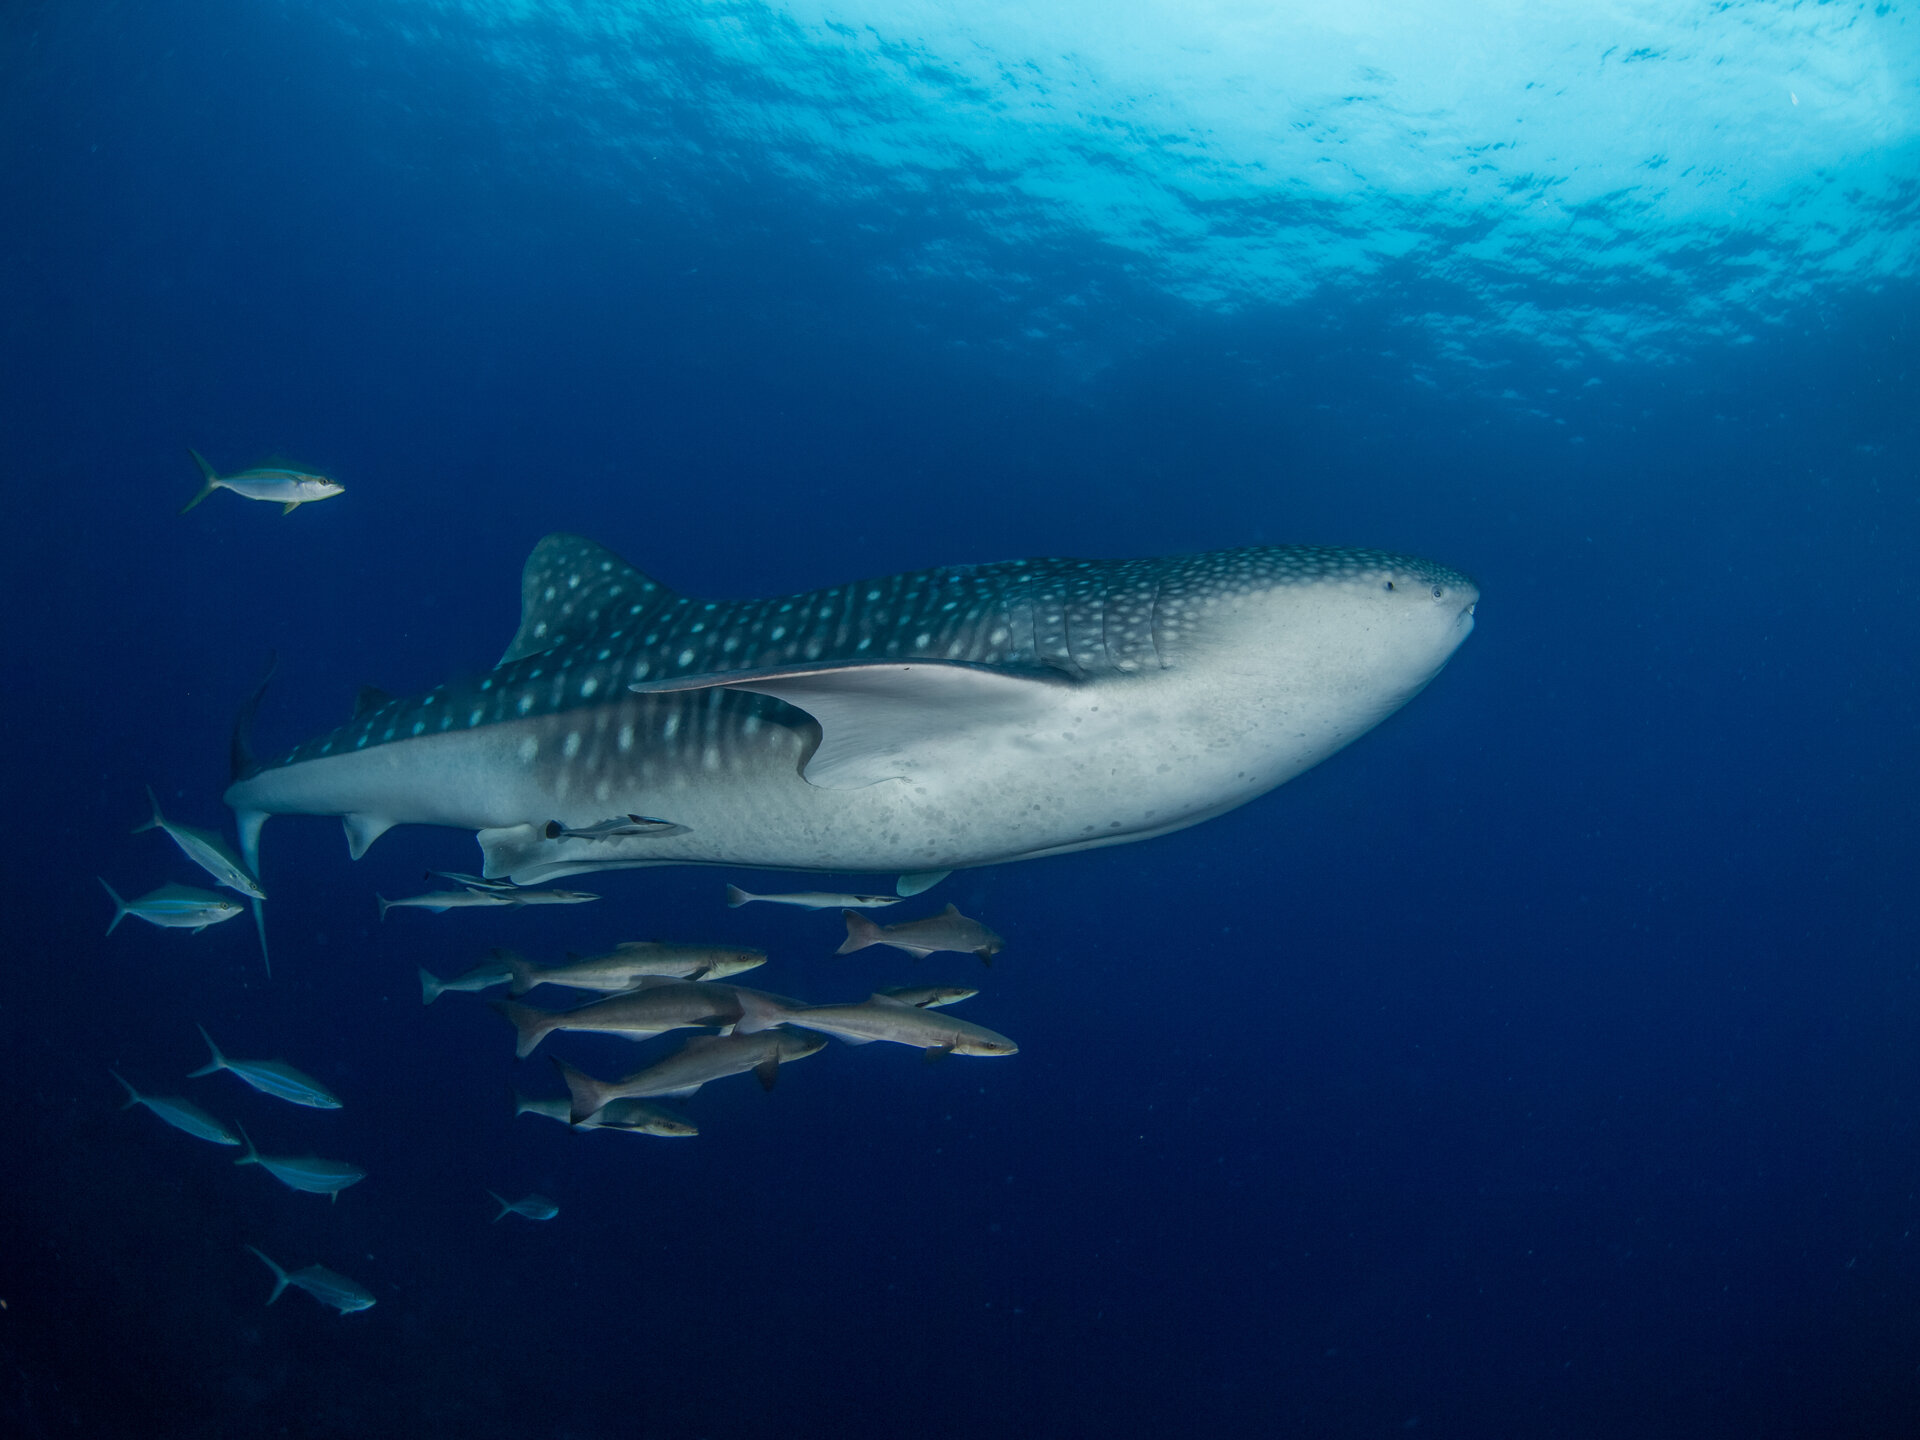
1147;577;1165;668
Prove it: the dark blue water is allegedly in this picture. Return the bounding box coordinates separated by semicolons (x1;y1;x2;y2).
5;3;1918;1437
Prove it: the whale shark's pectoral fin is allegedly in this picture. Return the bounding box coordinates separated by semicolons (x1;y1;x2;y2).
634;661;1072;789
343;813;396;860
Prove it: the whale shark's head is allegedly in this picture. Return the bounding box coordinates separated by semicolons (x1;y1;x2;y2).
1156;545;1478;725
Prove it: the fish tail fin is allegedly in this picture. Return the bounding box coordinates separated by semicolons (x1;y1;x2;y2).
552;1056;614;1126
250;898;271;979
187;1023;225;1077
501;951;536;995
836;909;881;955
232;1120;259;1166
99;877;128;935
730;988;794;1036
132;784;165;834
109;1068;141;1109
489;999;554;1059
509;1085;535;1119
486;1189;510;1223
245;1245;290;1304
725;884;752;908
376;895;393;922
418;967;443;1005
181;449;220;513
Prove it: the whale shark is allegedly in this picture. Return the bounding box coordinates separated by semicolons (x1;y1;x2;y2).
225;534;1477;889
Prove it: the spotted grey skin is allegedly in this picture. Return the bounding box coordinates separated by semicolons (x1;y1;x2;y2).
225;533;1477;885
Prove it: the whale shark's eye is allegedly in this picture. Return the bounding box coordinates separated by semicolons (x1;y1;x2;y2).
1383;581;1394;591
1430;585;1444;599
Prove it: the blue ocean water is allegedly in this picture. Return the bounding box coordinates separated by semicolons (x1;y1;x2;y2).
4;2;1918;1436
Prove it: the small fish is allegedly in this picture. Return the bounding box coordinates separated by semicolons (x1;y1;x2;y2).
487;1190;559;1222
771;992;1018;1058
491;980;741;1059
189;1025;341;1109
111;1069;238;1145
499;888;599;907
836;904;1004;965
233;1123;365;1201
181;448;344;515
419;954;516;1005
874;984;979;1009
725;884;902;911
132;787;265;899
425;869;518;892
555;1029;828;1123
376;888;518;920
543;814;682;840
100;878;244;935
504;942;767;995
512;1088;699;1136
246;1246;375;1314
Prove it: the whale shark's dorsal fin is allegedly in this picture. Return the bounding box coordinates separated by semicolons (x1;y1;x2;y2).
499;534;680;667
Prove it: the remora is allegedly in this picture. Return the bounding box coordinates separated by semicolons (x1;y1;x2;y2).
225;534;1477;884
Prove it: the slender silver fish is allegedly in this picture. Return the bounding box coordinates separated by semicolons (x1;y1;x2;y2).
725;885;901;910
101;879;244;935
419;954;516;1004
512;1088;700;1136
543;815;682;840
426;870;518;892
499;888;599;907
487;1190;559;1222
112;1069;238;1145
233;1123;365;1201
555;1029;828;1122
376;888;518;920
133;787;265;899
874;984;979;1009
189;1025;340;1109
182;448;343;515
837;904;1004;965
246;1246;375;1313
491;980;741;1058
504;942;767;995
763;992;1018;1058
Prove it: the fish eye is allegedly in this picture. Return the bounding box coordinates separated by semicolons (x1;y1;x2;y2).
1430;585;1444;599
1383;580;1394;592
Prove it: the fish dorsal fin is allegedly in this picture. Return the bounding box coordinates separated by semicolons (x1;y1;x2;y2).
632;661;1071;790
499;534;679;666
353;685;392;719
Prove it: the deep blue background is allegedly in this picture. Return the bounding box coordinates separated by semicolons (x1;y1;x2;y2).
4;4;1918;1437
